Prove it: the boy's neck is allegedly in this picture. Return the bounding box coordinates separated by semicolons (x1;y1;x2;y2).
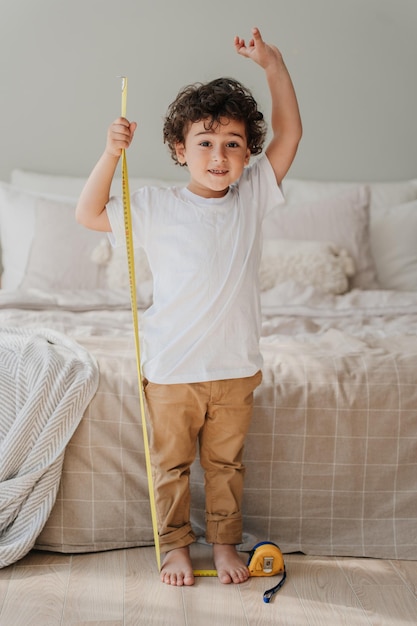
186;182;230;199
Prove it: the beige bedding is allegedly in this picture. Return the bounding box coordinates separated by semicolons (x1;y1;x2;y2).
1;284;416;560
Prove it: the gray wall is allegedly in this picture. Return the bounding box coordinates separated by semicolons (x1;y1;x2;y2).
1;0;416;183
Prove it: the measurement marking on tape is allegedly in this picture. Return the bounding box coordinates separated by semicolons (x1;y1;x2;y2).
193;570;218;577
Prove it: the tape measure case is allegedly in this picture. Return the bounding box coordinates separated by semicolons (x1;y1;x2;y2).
247;541;285;576
247;541;287;603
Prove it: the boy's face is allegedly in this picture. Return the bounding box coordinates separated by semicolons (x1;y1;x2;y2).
175;117;251;198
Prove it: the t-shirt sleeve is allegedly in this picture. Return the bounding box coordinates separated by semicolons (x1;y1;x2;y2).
106;186;164;248
106;188;150;249
106;195;125;248
240;154;285;220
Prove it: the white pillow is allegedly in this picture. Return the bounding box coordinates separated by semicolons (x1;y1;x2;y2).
260;239;355;294
10;169;183;197
283;178;417;210
370;199;417;291
263;185;378;290
0;183;105;291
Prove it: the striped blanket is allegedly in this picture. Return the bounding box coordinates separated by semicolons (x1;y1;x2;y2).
0;328;98;568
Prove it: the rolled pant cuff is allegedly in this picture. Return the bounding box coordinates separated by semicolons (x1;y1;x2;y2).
205;516;243;545
159;524;196;554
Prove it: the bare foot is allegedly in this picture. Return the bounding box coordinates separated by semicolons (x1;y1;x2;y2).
160;546;195;586
213;544;250;584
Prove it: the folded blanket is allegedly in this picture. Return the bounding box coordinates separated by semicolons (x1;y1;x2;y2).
0;328;98;567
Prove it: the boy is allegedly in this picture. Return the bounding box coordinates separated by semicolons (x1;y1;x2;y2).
76;27;302;587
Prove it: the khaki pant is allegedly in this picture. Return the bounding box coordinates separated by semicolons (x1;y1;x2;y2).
144;371;262;552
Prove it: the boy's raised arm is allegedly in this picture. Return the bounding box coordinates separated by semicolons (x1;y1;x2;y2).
75;117;137;231
235;27;302;184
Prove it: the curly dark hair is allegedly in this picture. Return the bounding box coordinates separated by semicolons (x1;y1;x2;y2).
163;77;267;166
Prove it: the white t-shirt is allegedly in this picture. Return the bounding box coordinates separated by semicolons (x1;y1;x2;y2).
106;154;284;384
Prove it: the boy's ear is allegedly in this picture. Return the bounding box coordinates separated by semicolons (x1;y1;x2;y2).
175;142;186;165
244;147;251;166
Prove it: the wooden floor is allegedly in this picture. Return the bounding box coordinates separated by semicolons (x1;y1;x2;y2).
0;544;416;625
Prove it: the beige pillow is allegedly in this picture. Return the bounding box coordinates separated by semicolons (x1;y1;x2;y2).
260;239;355;294
264;185;378;289
21;197;106;291
0;183;105;291
370;199;417;291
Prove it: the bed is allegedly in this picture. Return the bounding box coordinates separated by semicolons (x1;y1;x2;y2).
0;168;416;567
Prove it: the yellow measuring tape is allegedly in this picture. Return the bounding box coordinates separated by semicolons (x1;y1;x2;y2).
119;76;218;578
120;76;161;572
